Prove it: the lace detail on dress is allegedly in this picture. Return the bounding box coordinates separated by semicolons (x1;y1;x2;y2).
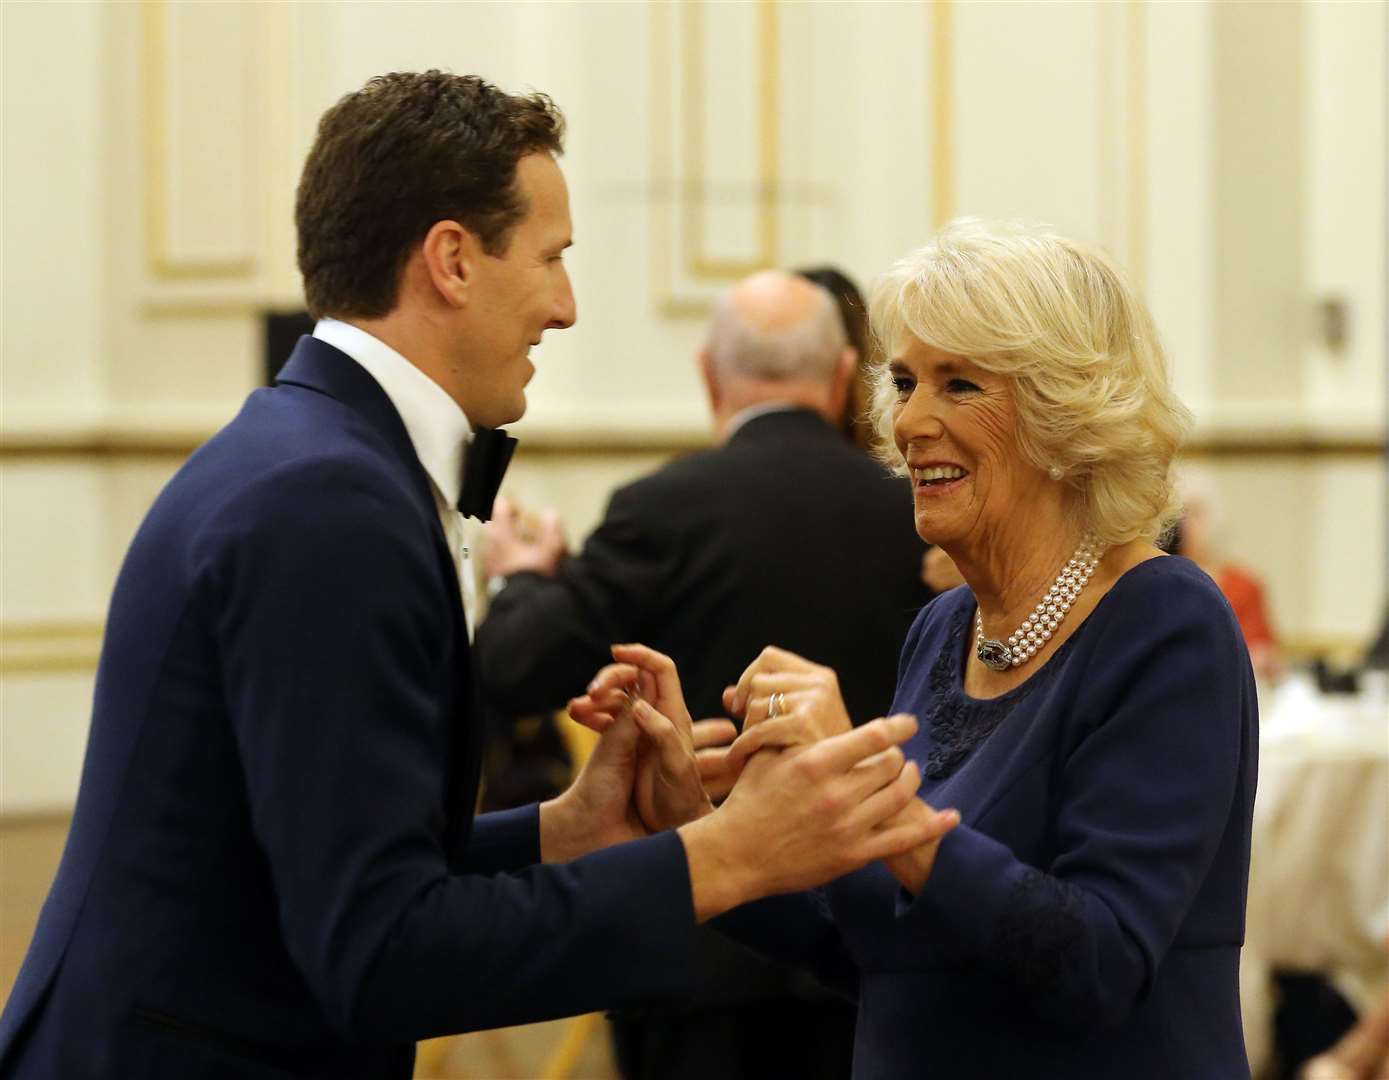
989;866;1088;998
922;607;1017;778
919;603;1069;779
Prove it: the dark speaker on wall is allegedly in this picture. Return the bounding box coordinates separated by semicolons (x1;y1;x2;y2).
263;310;316;385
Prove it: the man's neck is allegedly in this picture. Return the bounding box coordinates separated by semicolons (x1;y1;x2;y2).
340;312;469;416
712;380;833;443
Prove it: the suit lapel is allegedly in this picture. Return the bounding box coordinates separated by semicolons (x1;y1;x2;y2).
276;335;482;862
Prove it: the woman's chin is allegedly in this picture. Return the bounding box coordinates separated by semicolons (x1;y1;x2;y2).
914;515;959;550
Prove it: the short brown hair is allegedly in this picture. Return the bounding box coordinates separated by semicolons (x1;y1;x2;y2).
296;71;565;319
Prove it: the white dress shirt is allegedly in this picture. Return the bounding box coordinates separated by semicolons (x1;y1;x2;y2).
312;318;480;640
723;400;800;439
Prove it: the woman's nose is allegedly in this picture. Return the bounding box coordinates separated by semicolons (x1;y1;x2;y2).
894;390;945;447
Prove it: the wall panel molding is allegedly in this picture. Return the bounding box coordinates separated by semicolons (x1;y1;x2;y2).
930;0;955;227
142;0;258;280
0;621;104;674
651;0;789;314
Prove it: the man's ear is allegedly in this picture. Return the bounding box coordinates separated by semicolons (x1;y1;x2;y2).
697;349;721;413
420;219;478;309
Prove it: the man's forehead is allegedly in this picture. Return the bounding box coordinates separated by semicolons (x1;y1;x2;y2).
516;153;571;232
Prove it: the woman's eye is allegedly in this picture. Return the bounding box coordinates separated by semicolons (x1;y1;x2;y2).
946;378;981;394
892;377;915;397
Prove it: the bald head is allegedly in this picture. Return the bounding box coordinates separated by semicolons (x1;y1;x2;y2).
706;270;847;382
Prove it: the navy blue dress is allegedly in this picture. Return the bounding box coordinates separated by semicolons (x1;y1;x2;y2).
722;556;1258;1078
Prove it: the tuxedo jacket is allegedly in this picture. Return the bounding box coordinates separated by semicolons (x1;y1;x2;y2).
0;337;695;1080
479;408;932;726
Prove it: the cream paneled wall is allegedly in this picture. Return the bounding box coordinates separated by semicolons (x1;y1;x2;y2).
1;0;1384;813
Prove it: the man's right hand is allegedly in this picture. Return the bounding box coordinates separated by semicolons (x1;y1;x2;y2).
676;714;959;921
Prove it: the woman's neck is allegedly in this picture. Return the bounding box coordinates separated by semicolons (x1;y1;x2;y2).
946;515;1089;641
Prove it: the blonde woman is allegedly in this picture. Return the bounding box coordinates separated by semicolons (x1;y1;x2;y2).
578;220;1258;1078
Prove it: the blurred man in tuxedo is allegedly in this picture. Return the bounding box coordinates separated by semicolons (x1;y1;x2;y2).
479;270;933;1079
0;73;949;1080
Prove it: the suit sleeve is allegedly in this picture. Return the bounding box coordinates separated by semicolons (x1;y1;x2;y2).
893;585;1252;1028
477;481;678;714
200;464;693;1042
712;890;858;1001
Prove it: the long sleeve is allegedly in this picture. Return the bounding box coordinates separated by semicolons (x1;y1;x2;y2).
201;464;694;1042
892;579;1253;1028
477;482;678;715
713;890;858;1001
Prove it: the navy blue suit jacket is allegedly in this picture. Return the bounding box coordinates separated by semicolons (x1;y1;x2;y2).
0;337;695;1079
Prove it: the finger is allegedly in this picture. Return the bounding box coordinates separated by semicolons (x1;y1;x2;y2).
844;745;908;796
726;717;803;770
586;662;641;695
843;757;920;832
859;806;961;863
813;714;919;774
691;718;737;750
632;699;696;780
611;644;685;713
580;680;635;711
722;685;741;718
730;646;820;715
695;746;740;781
741;687;816;731
747;672;823;697
566;695;619;733
696;748;741;801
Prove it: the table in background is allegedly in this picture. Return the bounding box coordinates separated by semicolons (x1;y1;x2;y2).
1243;677;1389;1076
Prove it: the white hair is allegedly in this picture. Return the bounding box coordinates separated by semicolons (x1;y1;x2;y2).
869;218;1192;546
706;282;846;382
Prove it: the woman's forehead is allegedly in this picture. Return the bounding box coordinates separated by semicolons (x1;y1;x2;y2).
892;338;982;374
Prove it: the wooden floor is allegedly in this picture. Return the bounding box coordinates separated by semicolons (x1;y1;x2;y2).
0;816;618;1079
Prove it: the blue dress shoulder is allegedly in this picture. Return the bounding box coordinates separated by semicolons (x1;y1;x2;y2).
720;555;1259;1078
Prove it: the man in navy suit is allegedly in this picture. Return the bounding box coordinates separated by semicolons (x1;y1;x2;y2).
0;72;943;1078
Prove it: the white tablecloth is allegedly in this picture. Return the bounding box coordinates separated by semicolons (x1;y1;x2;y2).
1242;678;1389;1075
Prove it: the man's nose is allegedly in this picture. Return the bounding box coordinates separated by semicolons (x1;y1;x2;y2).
549;269;577;330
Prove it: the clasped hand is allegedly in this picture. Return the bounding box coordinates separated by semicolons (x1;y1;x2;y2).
723;645;960;894
569;643;959;897
567;644;736;834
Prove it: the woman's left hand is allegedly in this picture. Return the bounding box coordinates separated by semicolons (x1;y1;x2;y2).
881;798;960;894
724;646;855;770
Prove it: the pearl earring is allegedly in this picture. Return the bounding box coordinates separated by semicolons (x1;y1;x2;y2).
1048;465;1064;481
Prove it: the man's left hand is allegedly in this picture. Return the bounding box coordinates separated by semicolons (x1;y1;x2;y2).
569;645;734;832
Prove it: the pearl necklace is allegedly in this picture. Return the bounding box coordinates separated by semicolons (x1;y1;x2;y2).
974;535;1104;672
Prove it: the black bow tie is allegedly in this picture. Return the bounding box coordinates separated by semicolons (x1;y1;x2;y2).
457;426;517;521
